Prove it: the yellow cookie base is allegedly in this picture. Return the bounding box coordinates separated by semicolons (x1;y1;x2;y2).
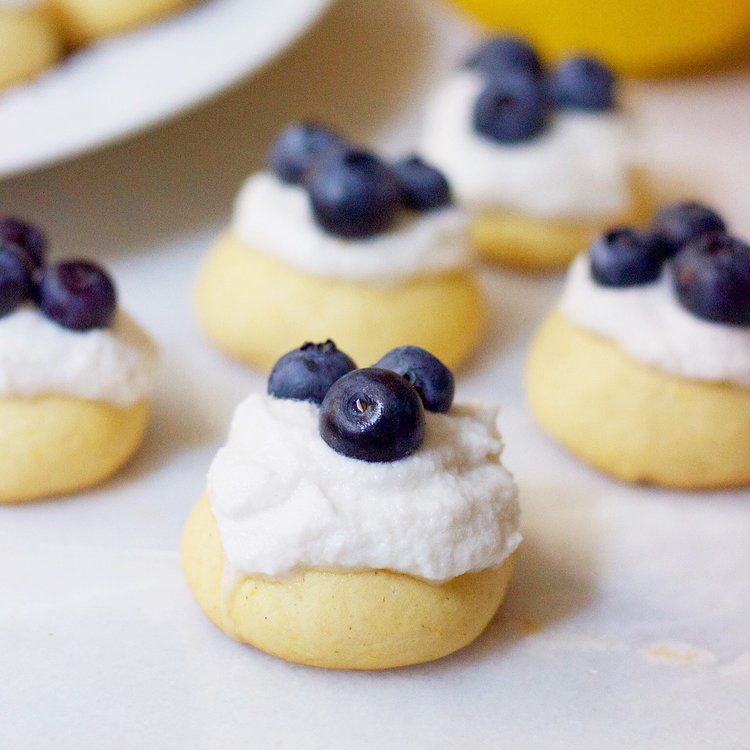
194;231;486;372
526;310;750;489
50;0;195;46
0;8;63;90
0;396;150;504
472;170;651;273
181;495;516;670
448;0;750;77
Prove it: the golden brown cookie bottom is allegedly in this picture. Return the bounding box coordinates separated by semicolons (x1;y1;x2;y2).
0;8;63;90
526;310;750;489
472;170;652;273
50;0;196;46
194;231;486;372
181;495;517;670
0;396;150;503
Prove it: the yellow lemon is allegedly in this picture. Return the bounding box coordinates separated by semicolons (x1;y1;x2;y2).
448;0;750;76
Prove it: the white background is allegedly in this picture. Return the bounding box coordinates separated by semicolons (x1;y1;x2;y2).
1;1;749;748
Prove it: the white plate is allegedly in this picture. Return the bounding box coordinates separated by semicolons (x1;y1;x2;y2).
0;0;332;179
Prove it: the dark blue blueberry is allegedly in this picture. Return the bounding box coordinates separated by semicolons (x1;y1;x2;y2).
0;243;35;318
38;261;117;331
548;56;616;111
589;228;664;287
672;232;750;326
374;346;454;413
465;36;543;78
319;368;425;463
268;122;347;185
393;157;452;212
473;73;549;144
651;201;726;258
0;217;46;268
307;149;403;238
268;340;356;405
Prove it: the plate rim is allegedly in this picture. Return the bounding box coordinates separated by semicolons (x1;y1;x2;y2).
0;0;334;180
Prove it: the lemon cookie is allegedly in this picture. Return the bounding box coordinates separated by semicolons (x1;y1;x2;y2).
182;343;521;669
421;38;648;272
51;0;195;46
195;124;486;371
527;204;750;489
0;218;158;503
0;3;63;90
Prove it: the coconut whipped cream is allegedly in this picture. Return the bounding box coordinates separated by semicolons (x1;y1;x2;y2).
232;171;471;285
560;254;750;387
420;70;632;219
207;394;521;583
0;306;158;406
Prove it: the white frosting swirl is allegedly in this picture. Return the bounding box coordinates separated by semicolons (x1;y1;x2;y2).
0;306;158;406
232;172;471;285
560;254;750;387
207;394;521;583
420;70;632;219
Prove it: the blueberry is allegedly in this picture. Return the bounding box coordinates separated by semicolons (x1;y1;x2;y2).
672;232;750;326
473;73;549;144
465;36;543;78
0;217;46;268
393;156;452;212
374;346;454;413
308;149;403;238
589;228;664;287
0;243;35;318
651;201;726;258
548;56;616;111
268;340;356;405
268;122;347;186
319;368;425;463
38;261;117;331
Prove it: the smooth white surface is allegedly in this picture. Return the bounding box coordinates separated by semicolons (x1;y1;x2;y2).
0;306;158;405
420;69;631;218
0;1;748;748
233;171;470;283
208;395;520;582
0;0;333;178
560;254;750;387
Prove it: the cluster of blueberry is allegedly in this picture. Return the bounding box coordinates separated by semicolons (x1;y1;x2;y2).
0;217;117;331
268;341;455;463
268;123;452;239
467;36;616;144
589;202;750;326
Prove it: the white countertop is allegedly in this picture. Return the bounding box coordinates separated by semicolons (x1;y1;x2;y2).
0;2;748;748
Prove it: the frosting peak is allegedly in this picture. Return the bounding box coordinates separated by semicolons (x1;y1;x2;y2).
231;172;471;285
560;253;750;387
0;306;158;405
207;394;521;582
420;70;632;219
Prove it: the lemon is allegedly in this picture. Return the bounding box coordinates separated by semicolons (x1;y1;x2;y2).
448;0;750;76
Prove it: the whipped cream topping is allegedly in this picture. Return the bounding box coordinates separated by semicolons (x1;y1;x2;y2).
207;394;521;583
420;70;632;220
232;171;471;285
0;306;158;406
560;254;750;387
